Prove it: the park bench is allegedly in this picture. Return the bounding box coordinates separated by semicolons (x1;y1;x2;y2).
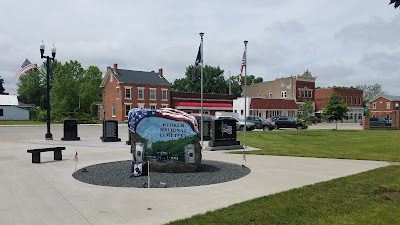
27;147;66;163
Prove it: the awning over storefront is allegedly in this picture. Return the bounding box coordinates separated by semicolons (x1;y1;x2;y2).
175;102;232;110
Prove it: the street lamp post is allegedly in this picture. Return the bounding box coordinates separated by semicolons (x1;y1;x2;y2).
395;103;399;129
40;41;56;140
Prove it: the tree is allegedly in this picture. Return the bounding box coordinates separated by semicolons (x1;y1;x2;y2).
171;65;228;94
0;76;5;94
297;101;314;133
355;84;386;115
17;65;47;108
389;0;400;8
322;93;349;130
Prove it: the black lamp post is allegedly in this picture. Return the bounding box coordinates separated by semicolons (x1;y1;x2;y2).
40;41;56;140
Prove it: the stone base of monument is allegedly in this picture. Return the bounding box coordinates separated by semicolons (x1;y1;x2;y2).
102;137;121;142
61;136;81;141
206;140;243;151
149;159;199;173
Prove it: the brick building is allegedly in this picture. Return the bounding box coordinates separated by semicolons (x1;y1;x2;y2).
369;94;400;119
170;91;234;115
245;69;317;110
233;97;298;119
315;87;363;123
100;64;171;121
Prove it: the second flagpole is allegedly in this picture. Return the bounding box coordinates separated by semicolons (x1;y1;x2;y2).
200;32;204;150
243;40;248;167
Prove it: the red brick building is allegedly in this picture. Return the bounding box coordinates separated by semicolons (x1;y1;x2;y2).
170;91;234;115
369;94;400;119
245;69;317;110
315;87;363;123
100;64;171;121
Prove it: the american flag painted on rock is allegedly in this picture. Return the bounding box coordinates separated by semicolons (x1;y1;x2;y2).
128;108;198;133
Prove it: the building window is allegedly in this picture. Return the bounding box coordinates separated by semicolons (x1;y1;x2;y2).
358;113;362;120
116;87;120;99
150;104;157;109
162;89;168;100
150;88;156;100
341;96;344;102
350;96;352;105
269;93;272;98
386;102;391;109
240;109;243;115
345;96;348;104
112;104;116;117
373;102;376;109
125;87;132;99
281;91;287;98
137;87;144;99
161;104;168;108
0;108;3;116
359;97;361;105
305;90;308;98
137;103;145;109
125;104;131;117
309;90;313;98
354;97;357;105
298;89;301;97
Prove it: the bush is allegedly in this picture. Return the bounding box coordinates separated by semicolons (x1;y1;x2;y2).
36;109;47;122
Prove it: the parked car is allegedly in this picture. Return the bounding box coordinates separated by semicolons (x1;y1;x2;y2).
246;116;274;131
268;116;307;130
383;117;392;126
215;115;256;131
305;115;321;124
370;117;388;127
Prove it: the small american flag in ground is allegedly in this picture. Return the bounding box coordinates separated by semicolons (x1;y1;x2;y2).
13;59;36;80
74;150;78;162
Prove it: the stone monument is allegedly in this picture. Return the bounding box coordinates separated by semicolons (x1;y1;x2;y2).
128;108;201;175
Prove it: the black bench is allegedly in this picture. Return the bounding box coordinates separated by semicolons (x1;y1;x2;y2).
27;147;66;163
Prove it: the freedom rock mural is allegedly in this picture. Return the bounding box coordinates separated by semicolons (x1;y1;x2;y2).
128;108;202;175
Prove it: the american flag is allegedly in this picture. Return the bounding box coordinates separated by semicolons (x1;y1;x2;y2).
128;108;198;133
13;59;37;80
221;123;232;135
74;150;78;162
239;50;246;84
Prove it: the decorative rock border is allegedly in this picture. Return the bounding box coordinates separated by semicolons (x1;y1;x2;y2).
72;160;251;188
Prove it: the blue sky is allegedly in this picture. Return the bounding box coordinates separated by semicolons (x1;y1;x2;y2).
1;0;400;95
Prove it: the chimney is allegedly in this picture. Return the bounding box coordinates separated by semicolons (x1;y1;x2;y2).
113;64;118;73
158;68;163;77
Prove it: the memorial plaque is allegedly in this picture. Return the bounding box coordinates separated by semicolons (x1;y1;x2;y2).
102;120;121;142
61;119;80;141
209;118;240;147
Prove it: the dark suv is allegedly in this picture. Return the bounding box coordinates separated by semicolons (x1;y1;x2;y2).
305;115;321;124
246;116;275;131
268;116;307;130
370;117;390;127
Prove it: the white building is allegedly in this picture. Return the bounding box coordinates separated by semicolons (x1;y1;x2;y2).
0;95;30;120
233;97;299;119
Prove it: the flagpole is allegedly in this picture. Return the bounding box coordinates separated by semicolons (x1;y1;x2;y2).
243;40;248;167
200;32;204;150
147;160;150;188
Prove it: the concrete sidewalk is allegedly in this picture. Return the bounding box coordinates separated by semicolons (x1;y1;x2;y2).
0;126;389;225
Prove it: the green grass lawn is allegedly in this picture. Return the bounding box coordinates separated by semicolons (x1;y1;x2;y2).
167;165;400;225
234;130;400;162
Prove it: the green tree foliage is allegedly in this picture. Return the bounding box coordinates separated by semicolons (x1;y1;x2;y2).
172;65;228;94
322;93;349;130
297;101;314;132
17;60;102;121
171;66;263;98
0;76;6;94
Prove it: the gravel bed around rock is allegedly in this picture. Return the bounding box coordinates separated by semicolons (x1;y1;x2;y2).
72;160;251;188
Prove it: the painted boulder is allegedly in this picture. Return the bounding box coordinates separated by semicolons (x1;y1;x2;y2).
128;108;201;173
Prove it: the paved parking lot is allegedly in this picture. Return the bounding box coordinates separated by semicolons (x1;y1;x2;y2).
0;124;385;225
